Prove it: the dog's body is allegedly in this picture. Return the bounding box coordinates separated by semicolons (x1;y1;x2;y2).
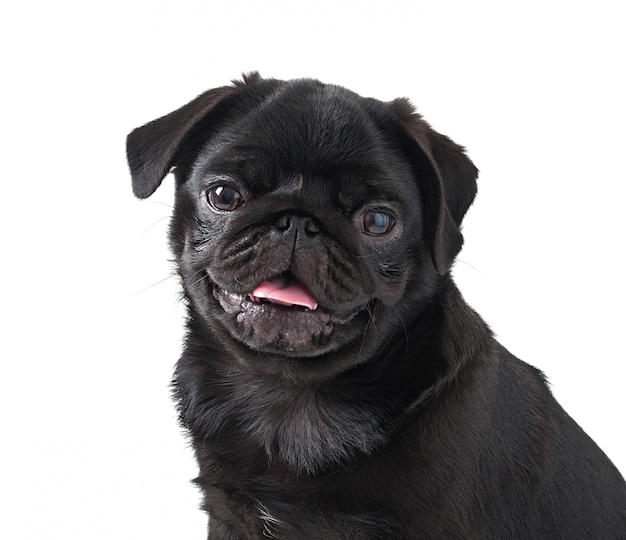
127;73;626;539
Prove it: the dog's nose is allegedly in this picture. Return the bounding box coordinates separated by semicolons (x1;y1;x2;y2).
274;214;320;236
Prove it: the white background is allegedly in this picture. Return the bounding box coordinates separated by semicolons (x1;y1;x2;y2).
1;0;624;537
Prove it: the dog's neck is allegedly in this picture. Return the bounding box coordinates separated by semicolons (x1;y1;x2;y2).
174;276;493;474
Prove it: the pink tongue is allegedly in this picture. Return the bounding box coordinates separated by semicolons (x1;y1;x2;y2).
250;276;318;310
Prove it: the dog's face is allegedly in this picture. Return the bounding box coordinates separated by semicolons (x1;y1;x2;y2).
127;74;478;379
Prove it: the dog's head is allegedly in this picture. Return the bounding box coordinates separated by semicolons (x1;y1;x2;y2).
127;73;477;378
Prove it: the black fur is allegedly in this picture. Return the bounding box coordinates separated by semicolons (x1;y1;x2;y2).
127;73;626;539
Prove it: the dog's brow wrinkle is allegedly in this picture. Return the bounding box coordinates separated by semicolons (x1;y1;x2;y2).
274;174;304;195
228;229;264;256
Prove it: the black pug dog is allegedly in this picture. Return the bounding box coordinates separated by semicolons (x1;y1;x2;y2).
127;73;626;539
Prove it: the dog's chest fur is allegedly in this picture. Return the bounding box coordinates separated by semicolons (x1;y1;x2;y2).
187;342;550;540
176;284;518;539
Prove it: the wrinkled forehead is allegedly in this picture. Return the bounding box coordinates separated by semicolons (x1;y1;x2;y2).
191;82;416;204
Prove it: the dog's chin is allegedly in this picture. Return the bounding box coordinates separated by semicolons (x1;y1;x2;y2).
212;285;368;358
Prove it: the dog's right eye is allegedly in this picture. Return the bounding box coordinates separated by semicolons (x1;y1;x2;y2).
206;186;243;212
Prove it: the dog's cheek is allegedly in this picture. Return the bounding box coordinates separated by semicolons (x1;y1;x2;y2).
169;191;200;259
375;268;409;305
365;247;411;304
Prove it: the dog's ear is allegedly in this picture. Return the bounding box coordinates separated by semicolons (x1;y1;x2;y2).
390;98;478;275
126;73;264;199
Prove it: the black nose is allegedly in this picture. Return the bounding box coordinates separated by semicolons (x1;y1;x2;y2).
274;214;320;236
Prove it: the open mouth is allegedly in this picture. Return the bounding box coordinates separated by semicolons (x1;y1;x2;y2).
213;273;365;326
208;271;371;356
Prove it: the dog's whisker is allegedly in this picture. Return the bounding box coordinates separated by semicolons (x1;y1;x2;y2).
356;304;375;364
141;215;171;236
454;258;487;277
144;200;174;209
188;270;209;290
134;273;176;294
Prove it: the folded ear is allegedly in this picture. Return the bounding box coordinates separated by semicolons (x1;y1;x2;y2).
390;98;478;275
126;74;266;198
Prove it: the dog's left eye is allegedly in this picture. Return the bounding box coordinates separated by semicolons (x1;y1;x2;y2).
206;186;243;212
360;210;395;236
